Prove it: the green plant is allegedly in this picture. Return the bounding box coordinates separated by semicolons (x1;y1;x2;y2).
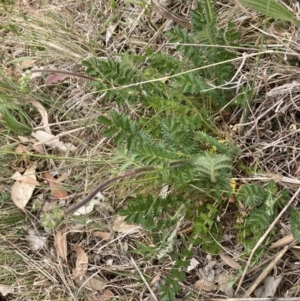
0;69;31;134
289;206;300;243
75;1;240;299
235;180;289;254
237;0;300;27
82;1;239;131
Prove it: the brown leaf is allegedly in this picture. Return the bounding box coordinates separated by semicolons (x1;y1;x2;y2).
269;234;295;249
218;273;233;297
42;172;69;199
15;144;30;153
17;136;45;154
291;247;300;260
11;165;37;211
20;59;36;69
194;279;217;292
45;73;71;85
26;99;51;134
31;139;45;154
97;289;114;301
74;272;106;290
112;216;140;234
71;244;88;280
219;253;241;269
92;231;112;241
55;226;68;261
150;271;161;285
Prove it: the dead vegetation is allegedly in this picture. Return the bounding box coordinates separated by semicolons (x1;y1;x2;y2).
2;0;300;300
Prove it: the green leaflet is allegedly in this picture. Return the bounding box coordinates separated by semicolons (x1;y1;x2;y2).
238;0;300;26
0;105;31;134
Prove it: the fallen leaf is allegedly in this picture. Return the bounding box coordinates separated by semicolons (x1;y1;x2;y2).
13;166;25;173
254;276;282;298
26;99;51;134
18;136;31;143
56;173;68;183
163;19;175;31
72;191;105;216
73;199;101;216
218;273;233;297
32;130;77;152
74;272;106;290
17;136;45;154
106;24;117;44
42;172;68;199
15;143;30;153
45;73;71;85
92;231;112;241
187;257;199;272
71;245;88;280
112;216;140;234
21;137;45;153
219;253;241;269
159;184;169;198
11;165;37;211
269;234;295;249
194;278;217;292
150;271;162;285
20;59;36;69
31;141;45;153
55;226;68;261
199;254;216;282
98;289;114;301
11;171;39;186
291;247;300;260
0;284;13;296
26;228;47;250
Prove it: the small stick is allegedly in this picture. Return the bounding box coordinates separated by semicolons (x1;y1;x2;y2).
64;166;155;215
31;69;96;81
64;160;188;216
131;256;158;301
243;245;289;297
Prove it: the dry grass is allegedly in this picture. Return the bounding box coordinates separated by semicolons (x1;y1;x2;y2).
2;0;300;300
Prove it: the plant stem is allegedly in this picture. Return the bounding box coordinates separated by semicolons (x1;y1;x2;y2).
31;69;97;81
64;160;189;216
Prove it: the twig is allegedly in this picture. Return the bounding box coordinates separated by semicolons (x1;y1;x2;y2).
64;166;155;215
30;69;96;81
64;160;188;216
234;186;300;296
151;0;192;30
130;256;158;301
243;245;290;297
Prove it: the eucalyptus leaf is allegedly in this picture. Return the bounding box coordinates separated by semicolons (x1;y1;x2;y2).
238;0;300;26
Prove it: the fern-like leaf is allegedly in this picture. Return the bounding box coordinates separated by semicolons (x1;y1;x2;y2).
246;207;273;233
193;153;232;183
289;207;300;243
237;184;267;207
